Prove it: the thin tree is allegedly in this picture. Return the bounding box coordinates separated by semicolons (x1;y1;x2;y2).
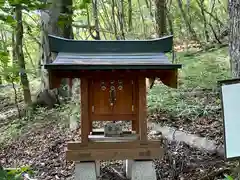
155;0;167;37
15;4;32;105
229;0;240;77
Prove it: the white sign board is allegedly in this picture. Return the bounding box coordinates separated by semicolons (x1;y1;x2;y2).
221;80;240;159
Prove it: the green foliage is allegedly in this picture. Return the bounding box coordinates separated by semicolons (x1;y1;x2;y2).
0;13;16;27
0;51;20;83
147;47;230;117
0;166;34;180
4;0;46;9
0;0;45;28
224;174;234;180
79;0;91;9
71;0;228;41
179;48;230;89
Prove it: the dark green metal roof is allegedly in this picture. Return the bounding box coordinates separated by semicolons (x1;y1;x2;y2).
48;35;174;53
44;52;181;70
45;35;182;71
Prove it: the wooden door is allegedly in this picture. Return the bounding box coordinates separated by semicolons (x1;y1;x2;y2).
89;78;137;121
113;80;135;115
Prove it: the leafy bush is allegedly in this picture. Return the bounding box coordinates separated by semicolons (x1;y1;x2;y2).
0;166;34;180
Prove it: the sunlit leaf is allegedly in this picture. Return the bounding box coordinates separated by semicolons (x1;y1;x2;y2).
224;174;234;180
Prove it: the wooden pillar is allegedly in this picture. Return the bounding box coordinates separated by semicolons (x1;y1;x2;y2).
80;78;89;144
138;77;148;141
132;120;138;133
132;79;139;133
88;79;93;134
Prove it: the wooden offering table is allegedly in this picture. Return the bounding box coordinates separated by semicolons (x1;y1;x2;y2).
44;35;181;180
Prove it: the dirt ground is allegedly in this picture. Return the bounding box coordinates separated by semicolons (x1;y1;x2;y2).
0;90;230;180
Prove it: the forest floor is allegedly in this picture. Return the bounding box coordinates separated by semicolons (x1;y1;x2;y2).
0;47;235;180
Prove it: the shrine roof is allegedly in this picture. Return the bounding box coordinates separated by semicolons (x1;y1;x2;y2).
44;35;182;70
45;52;181;70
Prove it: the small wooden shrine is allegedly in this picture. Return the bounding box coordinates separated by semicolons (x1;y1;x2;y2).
44;35;181;162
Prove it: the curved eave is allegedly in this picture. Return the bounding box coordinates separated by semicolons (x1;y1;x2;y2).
44;64;181;70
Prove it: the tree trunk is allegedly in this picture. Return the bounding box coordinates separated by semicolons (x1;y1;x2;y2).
0;30;9;85
92;0;100;40
118;0;125;39
166;11;174;35
12;31;18;77
155;0;167;37
15;5;32;105
151;0;167;88
61;0;74;39
197;0;209;42
176;0;198;40
229;0;240;77
112;0;119;39
128;0;133;32
39;0;73;98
